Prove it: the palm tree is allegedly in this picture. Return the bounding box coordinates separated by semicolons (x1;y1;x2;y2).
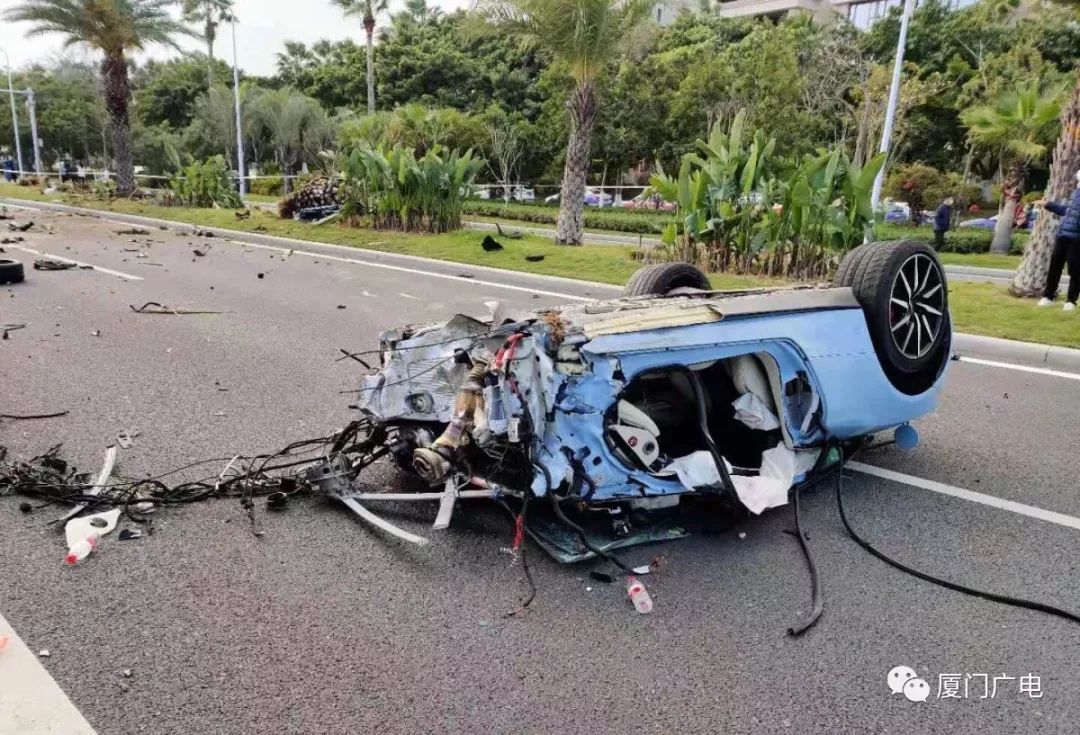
1013;77;1080;294
252;88;334;194
961;86;1061;254
182;0;234;89
3;0;190;195
404;0;442;26
473;0;655;245
331;0;388;115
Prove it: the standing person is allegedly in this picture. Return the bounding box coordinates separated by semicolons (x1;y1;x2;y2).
2;157;14;182
932;196;954;250
1035;170;1080;311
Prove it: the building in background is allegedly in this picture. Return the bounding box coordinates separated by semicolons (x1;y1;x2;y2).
712;0;977;27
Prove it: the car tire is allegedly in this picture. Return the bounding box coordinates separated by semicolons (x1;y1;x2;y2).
623;263;711;297
834;241;951;396
0;258;25;285
833;242;873;288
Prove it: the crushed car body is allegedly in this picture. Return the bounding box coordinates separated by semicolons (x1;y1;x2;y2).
336;241;953;559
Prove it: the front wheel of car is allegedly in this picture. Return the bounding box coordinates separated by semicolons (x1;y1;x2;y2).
623;263;711;297
835;240;951;396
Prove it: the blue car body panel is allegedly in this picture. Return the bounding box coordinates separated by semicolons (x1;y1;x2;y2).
528;305;945;501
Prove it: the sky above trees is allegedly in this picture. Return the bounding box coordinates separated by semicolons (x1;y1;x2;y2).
0;0;468;75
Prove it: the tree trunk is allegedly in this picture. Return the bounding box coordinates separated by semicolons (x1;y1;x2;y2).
365;23;376;115
1013;74;1080;296
991;196;1016;254
206;20;216;89
555;81;597;245
101;53;134;195
991;164;1024;254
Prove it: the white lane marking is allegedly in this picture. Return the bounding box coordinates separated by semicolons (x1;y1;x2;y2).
230;239;590;302
849;461;1080;532
7;245;143;281
0;612;97;734
956;355;1080;382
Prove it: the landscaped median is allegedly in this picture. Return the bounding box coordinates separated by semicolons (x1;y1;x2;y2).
1;183;1076;349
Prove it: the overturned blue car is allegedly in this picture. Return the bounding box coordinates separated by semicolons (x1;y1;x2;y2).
326;240;950;565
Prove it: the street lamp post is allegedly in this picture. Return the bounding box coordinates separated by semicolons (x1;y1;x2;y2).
870;0;917;213
0;48;25;176
231;19;246;196
25;87;42;174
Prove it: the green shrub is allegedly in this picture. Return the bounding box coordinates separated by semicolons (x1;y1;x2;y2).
341;145;482;233
461;200;667;234
875;222;1026;254
169;156;242;209
250;176;284;197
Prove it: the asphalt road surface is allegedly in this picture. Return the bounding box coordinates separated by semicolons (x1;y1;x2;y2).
1;205;1078;734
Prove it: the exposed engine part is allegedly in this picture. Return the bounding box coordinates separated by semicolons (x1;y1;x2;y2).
413;360;488;483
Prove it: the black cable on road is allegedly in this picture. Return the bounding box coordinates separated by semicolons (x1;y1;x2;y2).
835;452;1080;628
786;481;823;636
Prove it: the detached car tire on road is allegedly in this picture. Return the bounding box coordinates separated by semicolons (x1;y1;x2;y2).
0;258;25;285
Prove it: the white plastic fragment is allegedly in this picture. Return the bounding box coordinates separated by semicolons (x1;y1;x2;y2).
732;392;781;431
729;445;820;515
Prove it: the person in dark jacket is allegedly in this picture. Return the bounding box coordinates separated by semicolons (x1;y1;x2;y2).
933;197;954;249
1036;169;1080;311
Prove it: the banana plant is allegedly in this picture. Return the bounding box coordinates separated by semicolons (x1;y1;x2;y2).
650;109;886;278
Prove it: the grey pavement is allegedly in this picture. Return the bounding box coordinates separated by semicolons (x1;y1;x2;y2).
1;206;1079;734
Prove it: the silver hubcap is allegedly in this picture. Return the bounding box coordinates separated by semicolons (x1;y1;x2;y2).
889;253;945;360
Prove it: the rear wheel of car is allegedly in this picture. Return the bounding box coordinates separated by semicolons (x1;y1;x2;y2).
835;240;951;395
0;259;25;285
623;263;711;297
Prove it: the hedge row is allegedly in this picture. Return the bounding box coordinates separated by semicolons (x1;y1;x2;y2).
875;223;1026;254
461;201;1027;254
462;200;666;235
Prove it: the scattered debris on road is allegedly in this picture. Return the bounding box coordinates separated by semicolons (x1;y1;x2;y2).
0;410;69;420
7;221;33;232
193;227;215;238
116;429;140;449
193;248;207;257
33;259;85;271
1;323;26;340
1;236;24;244
115;228;150;235
257;272;265;279
38;649;49;658
129;302;222;315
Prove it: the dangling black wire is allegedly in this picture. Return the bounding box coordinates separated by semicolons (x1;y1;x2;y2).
835;449;1080;628
786;481;823;636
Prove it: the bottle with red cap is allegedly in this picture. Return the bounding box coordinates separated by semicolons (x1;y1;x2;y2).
626;576;653;614
64;534;99;565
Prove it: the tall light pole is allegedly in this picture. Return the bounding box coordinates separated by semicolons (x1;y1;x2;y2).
231;18;246;196
26;88;42;174
0;48;25;176
870;0;917;213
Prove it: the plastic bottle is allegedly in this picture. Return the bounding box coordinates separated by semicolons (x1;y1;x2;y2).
64;534;99;565
626;576;653;614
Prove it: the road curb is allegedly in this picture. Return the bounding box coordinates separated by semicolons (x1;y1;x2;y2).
953;333;1080;371
6;196;1078;372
